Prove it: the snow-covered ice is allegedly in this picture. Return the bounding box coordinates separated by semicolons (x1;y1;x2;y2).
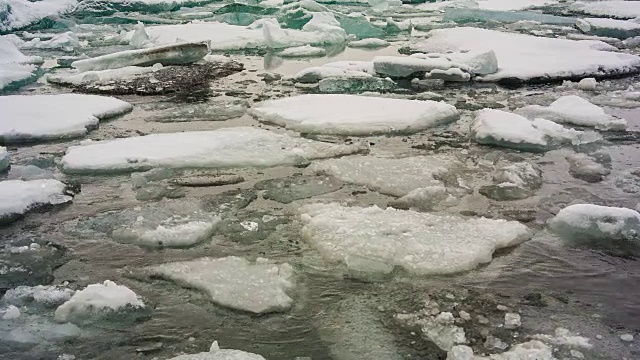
576;18;640;40
323;61;375;75
168;341;265;360
410;27;640;82
133;20;346;51
571;1;640;20
248;94;459;136
61;127;362;174
0;146;9;172
348;38;389;48
48;64;162;86
516;95;627;130
278;45;326;57
149;256;294;314
0;37;40;92
472;109;594;152
299;203;531;275
4;285;74;306
2;305;21;320
420;0;559;12
54;280;145;323
0;179;71;221
548;204;640;241
447;340;554;360
112;219;219;248
309;155;457;197
0;0;77;32
0;94;133;142
71;41;209;71
373;55;459;78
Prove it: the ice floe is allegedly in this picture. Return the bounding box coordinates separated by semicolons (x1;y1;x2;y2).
410;27;640;82
515;95;627;130
54;280;145;323
292;66;372;83
299;203;531;275
0;146;9;172
112;218;219;248
248;94;459;135
61;127;362;174
0;37;40;91
576;18;640;40
0;179;72;222
71;41;209;71
309;155;457;197
0;94;133;142
149;256;294;314
168;341;265;360
348;38;389;48
278;44;326;57
0;0;77;32
548;204;640;241
570;1;640;20
471;109;597;152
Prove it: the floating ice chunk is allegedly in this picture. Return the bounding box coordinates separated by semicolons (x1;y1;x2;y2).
480;162;542;201
293;66;372;83
0;0;77;32
0;179;72;221
411;27;640;82
130;21;151;48
504;313;521;329
4;285;74;306
249;94;459;136
310;155;457;197
423;319;467;351
2;305;21;320
168;341;265;360
0;94;132;142
278;45;326;57
577;77;597;91
516;95;627;130
318;77;396;93
299;203;531;275
48;64;162;86
386;17;413;33
54;280;145;323
19;31;79;52
61;127;362;174
472;109;546;152
112;219;219;248
338;12;385;39
322;60;375;74
444;8;574;26
566;153;610;183
348;38;389;48
426;67;470;82
390;185;460;211
373;55;455;77
71;41;208;71
0;146;8;172
577;18;640;40
571;1;640;20
476;0;559;11
149;256;294;314
446;50;498;75
0;37;40;92
448;340;554;360
533;327;593;349
620;334;634;342
548;204;640;242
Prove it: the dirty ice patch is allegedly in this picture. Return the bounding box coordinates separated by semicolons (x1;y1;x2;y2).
149;256;294;314
0;179;71;221
410;27;640;82
548;204;640;242
299;203;531;275
570;1;640;20
515;95;627;130
0;94;132;143
309;155;457;197
472;109;598;152
71;41;209;71
168;341;265;360
0;0;77;32
248;95;459;136
61;127;362;174
0;37;40;92
54;280;145;323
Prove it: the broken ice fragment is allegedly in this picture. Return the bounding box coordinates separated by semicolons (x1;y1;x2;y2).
167;340;265;360
548;204;640;242
0;94;132;143
300;203;531;275
71;41;209;71
0;179;74;224
149;256;294;314
248;94;459;136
